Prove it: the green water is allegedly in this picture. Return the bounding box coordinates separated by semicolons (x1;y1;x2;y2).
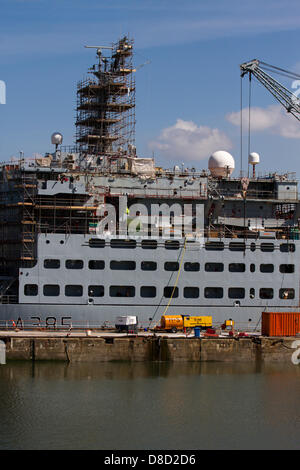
0;361;300;450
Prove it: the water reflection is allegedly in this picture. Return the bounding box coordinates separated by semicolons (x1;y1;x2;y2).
0;361;300;450
3;360;299;381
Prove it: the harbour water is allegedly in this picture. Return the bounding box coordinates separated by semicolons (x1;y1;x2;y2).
0;361;300;450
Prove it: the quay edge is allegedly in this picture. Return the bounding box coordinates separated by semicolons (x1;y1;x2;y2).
0;334;299;363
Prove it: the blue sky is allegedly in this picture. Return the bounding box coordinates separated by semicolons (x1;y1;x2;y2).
1;0;300;176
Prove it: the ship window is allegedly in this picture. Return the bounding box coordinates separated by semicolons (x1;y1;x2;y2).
260;264;274;273
205;263;224;272
110;260;136;270
43;285;60;296
259;288;273;299
204;287;223;298
89;238;105;248
165;240;180;250
140;286;156;298
141;261;157;271
229;242;245;252
228;287;245;299
66;259;84;269
184;262;200;272
250;264;256;273
229;263;245;272
24;284;38;296
279;288;295;299
205;241;224;251
88;285;104;297
280;264;294;273
111;239;136;249
280;243;295;252
88;260;105;270
250;288;255;299
141;240;157;249
110;286;135;297
44;259;60;269
164;261;179;271
184;287;199;298
65;285;83;297
250;243;256;252
164;286;179;298
260;243;274;252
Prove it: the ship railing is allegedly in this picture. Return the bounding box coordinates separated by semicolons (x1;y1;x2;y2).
208;189;276;199
60;145;80;154
204;227;299;240
35;195;89;206
0;295;18;304
0;319;262;334
34;222;299;239
0;319;149;331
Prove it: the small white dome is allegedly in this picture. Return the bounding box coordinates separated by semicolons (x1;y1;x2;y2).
208;150;235;177
51;132;63;146
248;152;260;165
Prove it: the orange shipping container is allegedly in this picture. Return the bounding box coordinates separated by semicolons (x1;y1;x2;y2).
262;312;300;337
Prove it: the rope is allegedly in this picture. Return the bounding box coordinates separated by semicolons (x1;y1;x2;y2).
247;73;252;178
240;75;243;177
161;238;187;317
149;237;187;327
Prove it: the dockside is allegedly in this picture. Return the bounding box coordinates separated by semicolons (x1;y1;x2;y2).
1;331;299;364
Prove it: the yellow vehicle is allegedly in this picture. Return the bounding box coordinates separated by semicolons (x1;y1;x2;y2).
159;314;212;333
183;315;212;329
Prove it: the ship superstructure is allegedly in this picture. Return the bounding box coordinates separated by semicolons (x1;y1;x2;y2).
0;38;299;330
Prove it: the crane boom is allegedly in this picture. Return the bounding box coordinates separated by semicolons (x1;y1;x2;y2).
240;59;300;121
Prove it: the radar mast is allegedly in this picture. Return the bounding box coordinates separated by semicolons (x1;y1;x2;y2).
76;36;136;157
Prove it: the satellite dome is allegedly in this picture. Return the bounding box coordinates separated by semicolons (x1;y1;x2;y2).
208;150;235;178
248;152;260;165
51;132;63;146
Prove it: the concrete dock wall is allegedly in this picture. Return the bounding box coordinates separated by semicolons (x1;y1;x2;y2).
1;335;300;363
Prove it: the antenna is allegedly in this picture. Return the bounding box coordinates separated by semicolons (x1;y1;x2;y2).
84;45;114;67
84;45;114;50
84;45;114;58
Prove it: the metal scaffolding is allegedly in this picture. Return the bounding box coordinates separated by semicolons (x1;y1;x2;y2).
76;36;136;156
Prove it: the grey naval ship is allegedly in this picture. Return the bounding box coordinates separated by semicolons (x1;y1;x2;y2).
0;37;299;331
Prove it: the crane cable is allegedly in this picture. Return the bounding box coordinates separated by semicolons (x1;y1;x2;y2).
240;75;243;177
247;72;252;178
150;237;187;328
161;237;187;317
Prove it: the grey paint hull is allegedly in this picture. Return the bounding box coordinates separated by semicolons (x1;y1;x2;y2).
0;302;296;330
1;233;299;330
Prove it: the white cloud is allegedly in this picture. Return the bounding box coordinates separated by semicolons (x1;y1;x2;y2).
226;104;300;139
149;119;232;162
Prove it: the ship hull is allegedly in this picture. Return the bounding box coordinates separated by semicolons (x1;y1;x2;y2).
1;233;299;331
0;303;298;331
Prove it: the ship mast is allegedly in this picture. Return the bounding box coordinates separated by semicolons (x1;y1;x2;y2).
76;36;136;157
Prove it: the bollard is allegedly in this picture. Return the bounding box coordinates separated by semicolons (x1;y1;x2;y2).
0;340;6;365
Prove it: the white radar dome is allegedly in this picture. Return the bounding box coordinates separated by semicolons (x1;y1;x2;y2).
208;150;235;178
51;132;63;146
248;152;260;165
